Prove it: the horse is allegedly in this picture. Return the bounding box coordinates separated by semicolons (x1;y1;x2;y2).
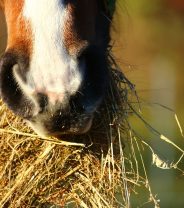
0;0;115;136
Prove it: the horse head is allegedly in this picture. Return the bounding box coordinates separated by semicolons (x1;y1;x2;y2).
0;0;114;136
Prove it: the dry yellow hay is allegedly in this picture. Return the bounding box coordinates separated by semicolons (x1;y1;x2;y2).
0;54;183;208
0;57;132;207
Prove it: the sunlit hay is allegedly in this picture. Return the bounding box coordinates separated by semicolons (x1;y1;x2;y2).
0;49;136;207
0;52;183;207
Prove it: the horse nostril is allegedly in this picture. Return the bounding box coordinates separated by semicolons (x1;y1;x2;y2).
0;52;28;93
0;53;19;98
0;52;35;118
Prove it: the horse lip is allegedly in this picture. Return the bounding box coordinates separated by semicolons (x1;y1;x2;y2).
58;114;94;135
27;113;94;137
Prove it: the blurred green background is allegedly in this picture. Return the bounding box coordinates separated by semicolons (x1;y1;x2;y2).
113;0;184;207
0;1;184;207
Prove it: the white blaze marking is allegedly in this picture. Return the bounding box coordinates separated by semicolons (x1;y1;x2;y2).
22;0;82;104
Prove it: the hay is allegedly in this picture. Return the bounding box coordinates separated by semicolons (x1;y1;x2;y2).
0;51;134;207
0;53;183;207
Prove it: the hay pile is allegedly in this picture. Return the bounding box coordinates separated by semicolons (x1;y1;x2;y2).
0;53;134;208
0;53;183;208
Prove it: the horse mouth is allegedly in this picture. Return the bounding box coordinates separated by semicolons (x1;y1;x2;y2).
63;117;93;136
27;113;94;137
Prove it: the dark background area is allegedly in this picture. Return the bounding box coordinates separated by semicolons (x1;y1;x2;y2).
112;0;184;207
